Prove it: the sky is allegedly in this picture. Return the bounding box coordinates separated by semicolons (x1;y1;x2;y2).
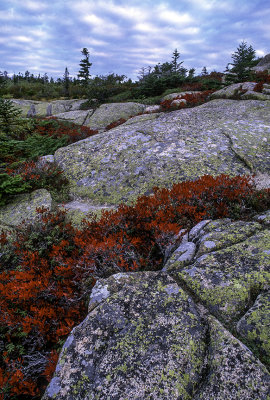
0;0;269;81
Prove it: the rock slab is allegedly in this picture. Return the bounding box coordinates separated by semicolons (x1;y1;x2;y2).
54;99;270;206
43;210;270;400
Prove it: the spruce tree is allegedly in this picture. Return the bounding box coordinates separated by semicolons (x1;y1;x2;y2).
171;49;183;73
201;66;208;76
78;48;92;85
0;98;22;134
226;41;257;82
63;67;70;97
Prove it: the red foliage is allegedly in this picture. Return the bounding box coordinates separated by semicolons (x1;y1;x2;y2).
34;118;98;143
253;71;270;84
160;90;214;111
105;117;127;130
179;82;204;91
254;81;264;92
5;160;68;194
0;174;269;399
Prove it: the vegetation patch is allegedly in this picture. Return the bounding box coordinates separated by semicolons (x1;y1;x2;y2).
0;174;269;399
0;100;98;205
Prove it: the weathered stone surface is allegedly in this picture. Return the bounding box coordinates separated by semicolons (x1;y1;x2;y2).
162;241;196;272
36;154;55;168
162;91;201;101
210;82;257;99
54;110;93;125
43;266;270;399
252;53;270;72
0;189;52;228
120;111;160;126
60;200;116;226
196;219;262;256
210;81;270;101
254;209;270;226
54;99;269;206
240;90;270;100
42;272;207;400
194;316;270;400
144;105;161;113
173;223;270;324
171;98;187;107
237;291;270;361
10;99;86;117
86;102;146;130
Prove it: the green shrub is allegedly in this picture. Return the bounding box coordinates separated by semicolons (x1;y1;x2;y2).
22;134;69;159
107;90;133;102
0;98;23;134
161;87;182;97
0;173;31;205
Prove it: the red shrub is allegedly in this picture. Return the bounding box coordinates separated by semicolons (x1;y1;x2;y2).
254;81;264;92
5;160;68;194
105;117;127;130
253;71;270;84
180;82;204;91
34;118;98;143
160;90;214;111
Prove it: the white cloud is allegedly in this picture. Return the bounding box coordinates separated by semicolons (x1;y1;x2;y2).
156;6;194;25
83;38;108;47
133;22;160;34
188;0;233;11
12;35;32;43
99;2;148;21
80;13;123;37
22;0;48;12
256;49;266;57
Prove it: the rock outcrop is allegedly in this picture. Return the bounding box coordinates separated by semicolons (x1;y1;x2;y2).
43;211;270;400
54;99;270;208
11;98;87;117
161;91;201;101
2;92;270;398
85;102;146;130
252;53;270;72
211;81;270;100
0;189;52;228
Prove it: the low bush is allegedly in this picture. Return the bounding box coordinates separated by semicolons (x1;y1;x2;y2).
0;117;98;204
105;117;127;130
160;90;214;111
0;174;269;399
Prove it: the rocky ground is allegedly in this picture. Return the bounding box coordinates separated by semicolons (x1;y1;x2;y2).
2;85;269;399
42;211;270;400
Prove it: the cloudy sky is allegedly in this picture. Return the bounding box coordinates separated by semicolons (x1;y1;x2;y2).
0;0;269;80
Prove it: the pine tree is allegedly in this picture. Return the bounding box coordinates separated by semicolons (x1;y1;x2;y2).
63;67;70;97
0;98;22;134
171;49;184;73
188;68;195;79
201;66;208;76
78;48;92;85
226;41;257;82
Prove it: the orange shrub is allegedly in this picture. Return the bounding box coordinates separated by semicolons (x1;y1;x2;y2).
160;90;214;111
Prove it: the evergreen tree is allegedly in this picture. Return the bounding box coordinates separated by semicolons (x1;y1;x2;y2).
137;66;147;81
188;68;195;79
201;66;208;76
24;70;30;81
171;49;184;73
226;41;257;82
63;67;70;97
43;73;49;84
78;48;92;85
0;98;22;134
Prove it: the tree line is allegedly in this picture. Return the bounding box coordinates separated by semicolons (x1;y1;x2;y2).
0;42;264;101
